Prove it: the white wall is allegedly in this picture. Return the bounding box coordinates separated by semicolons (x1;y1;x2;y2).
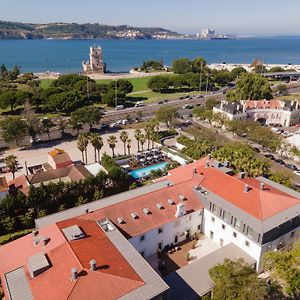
202;209;262;270
162;150;187;166
129;210;203;258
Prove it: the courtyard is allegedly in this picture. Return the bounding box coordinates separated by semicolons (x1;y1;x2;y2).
146;234;220;277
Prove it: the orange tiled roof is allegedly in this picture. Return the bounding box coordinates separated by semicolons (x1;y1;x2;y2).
245;99;282;110
81;174;204;238
164;159;300;220
0;219;143;300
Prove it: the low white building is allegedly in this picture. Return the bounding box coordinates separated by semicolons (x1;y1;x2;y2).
213;99;300;126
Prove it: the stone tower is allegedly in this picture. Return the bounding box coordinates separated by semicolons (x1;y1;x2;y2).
82;46;106;74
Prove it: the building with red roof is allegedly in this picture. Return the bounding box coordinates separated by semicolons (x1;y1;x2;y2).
213;99;300;126
0;217;168;300
0;158;299;299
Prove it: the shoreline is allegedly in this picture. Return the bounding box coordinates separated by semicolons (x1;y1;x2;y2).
34;62;300;80
34;70;173;80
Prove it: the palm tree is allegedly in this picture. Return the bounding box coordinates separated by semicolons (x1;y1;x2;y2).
144;124;152;150
140;133;146;152
127;139;132;155
94;136;104;162
5;155;18;179
77;133;89;164
120;131;129;156
151;120;160;148
89;134;103;162
107;135;117;157
134;129;142;152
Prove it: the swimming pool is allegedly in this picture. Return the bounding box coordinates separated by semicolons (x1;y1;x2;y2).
129;162;168;179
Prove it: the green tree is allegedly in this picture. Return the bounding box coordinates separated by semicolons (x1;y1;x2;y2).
172;58;192;74
109;79;133;94
120;131;129;156
213;70;232;87
233;73;272;100
41;118;55;140
56;115;67;136
89;133;103;162
5;155;18;179
191;57;207;73
253;64;267;74
263;239;300;298
77;133;89;164
107;135;117;157
23;100;41;142
1;117;27;146
0;91;17;112
155;106;177;127
209;259;268;300
134;129;142;152
139;133;146;151
71;107;102;131
102;90;126;107
147;75;172;92
127;138;132;155
268;66;285;73
231;67;247;79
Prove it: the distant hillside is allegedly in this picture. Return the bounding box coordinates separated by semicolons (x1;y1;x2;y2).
0;21;182;40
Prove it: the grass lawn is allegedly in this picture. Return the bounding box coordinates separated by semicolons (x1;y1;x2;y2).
40;79;55;89
128;90;204;104
96;76;158;92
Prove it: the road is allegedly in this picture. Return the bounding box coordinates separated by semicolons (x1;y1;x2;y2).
0;91;223;149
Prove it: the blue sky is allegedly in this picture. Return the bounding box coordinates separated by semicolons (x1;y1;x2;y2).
1;0;300;35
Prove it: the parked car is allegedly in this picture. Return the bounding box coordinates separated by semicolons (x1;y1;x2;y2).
274;158;285;165
100;123;110;130
294;170;300;176
135;101;144;107
253;147;261;153
110;123;119;128
164;99;169;103
285;164;298;171
115;105;124;110
185;120;192;125
187;113;193;118
158;101;164;104
183;104;193;109
264;154;275;160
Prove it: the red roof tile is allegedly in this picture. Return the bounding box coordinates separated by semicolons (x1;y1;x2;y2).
0;219;143;300
81;179;203;238
245;100;282;110
164;159;300;220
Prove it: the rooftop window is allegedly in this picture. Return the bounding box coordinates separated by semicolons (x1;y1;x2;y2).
168;199;175;205
142;208;151;215
156;203;164;210
116;217;125;224
130;212;139;220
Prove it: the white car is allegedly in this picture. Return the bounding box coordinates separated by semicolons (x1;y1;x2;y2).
294;170;300;176
110;123;119;128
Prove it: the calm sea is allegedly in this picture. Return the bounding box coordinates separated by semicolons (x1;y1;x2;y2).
1;37;300;74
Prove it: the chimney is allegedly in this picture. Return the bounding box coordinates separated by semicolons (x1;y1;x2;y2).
208;154;211;160
71;268;78;281
32;230;39;237
175;203;186;218
239;172;245;179
205;161;210;168
85;208;89;214
90;259;97;271
193;167;197;174
42;237;49;247
244;184;250;193
260;182;265;191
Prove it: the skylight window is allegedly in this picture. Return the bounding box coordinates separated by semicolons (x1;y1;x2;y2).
116;217;125;224
156;203;164;210
130;212;139;219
